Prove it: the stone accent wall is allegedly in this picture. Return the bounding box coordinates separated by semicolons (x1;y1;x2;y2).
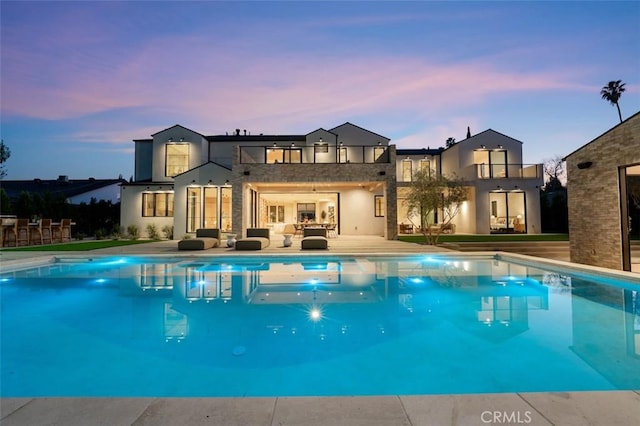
231;146;398;239
565;113;640;270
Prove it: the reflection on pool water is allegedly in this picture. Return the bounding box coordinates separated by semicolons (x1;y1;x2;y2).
1;255;639;397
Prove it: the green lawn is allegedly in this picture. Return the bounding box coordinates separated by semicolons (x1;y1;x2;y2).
398;233;570;244
0;239;157;252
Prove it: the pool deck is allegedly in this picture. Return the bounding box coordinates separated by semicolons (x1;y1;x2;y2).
1;236;639;425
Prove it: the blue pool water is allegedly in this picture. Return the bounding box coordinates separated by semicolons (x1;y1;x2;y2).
1;254;639;397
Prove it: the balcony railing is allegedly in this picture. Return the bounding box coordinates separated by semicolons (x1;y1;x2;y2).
475;163;542;179
240;145;391;164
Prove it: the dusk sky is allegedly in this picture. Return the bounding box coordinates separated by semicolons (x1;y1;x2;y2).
1;1;639;180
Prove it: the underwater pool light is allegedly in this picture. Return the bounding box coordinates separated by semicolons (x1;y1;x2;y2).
309;307;322;321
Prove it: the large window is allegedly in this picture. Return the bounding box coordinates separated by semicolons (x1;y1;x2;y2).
489;191;526;233
338;147;348;163
419;159;431;176
220;187;232;232
297;203;316;222
203;187;218;228
166;143;189;177
402;159;413;182
142;192;174;217
268;205;285;223
375;195;385;217
187;187;201;232
474;149;507;178
374;146;386;162
266;147;301;163
186;186;232;232
490;150;507;178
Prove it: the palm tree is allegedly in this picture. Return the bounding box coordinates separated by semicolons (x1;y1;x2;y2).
600;80;626;123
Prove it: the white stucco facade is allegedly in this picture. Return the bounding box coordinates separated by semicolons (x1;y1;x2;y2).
121;124;543;239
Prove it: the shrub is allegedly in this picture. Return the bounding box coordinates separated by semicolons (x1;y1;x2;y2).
127;224;139;240
146;224;159;240
162;225;174;240
110;225;122;240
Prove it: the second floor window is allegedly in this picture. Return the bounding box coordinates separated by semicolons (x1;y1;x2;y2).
402;159;412;182
266;148;302;163
338;147;348;163
419;159;431;176
166;143;189;177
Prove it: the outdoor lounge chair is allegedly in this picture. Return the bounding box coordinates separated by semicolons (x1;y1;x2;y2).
178;228;221;250
235;228;271;250
301;227;328;250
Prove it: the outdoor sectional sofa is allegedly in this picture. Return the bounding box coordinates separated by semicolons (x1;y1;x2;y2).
178;228;221;250
235;228;271;250
301;227;328;250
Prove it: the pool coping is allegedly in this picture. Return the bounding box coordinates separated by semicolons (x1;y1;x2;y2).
2;250;639;285
2;244;639;424
2;391;640;425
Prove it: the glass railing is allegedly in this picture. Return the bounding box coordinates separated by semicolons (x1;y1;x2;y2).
240;145;391;164
475;163;542;179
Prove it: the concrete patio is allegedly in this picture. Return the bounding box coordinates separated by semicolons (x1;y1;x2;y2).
3;392;640;426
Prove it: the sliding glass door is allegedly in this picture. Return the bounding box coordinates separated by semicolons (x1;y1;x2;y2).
489;191;526;233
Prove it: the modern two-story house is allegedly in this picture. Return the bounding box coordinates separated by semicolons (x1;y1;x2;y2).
396;129;543;234
120;123;542;239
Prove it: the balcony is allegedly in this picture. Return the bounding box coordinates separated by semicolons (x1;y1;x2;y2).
475;163;542;179
240;145;391;164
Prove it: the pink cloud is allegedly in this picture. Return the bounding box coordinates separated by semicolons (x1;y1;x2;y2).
2;27;585;139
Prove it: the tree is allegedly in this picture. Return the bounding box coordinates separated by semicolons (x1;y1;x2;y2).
540;156;568;233
403;168;468;245
0;140;10;179
445;137;456;148
600;80;626;123
543;156;566;192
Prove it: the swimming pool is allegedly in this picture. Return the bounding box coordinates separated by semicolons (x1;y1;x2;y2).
1;254;639;397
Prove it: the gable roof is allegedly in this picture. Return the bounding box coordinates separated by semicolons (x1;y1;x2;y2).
563;111;640;160
467;129;523;144
151;124;208;139
173;161;232;178
329;122;390;141
306;128;338;138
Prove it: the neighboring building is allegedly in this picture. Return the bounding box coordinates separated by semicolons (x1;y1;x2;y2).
1;175;125;204
565;111;640;272
121;123;543;239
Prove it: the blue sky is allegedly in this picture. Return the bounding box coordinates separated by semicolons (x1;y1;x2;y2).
1;0;639;180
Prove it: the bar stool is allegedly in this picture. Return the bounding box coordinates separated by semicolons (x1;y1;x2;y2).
29;221;43;245
16;218;29;246
60;218;72;242
40;219;53;245
1;218;17;247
